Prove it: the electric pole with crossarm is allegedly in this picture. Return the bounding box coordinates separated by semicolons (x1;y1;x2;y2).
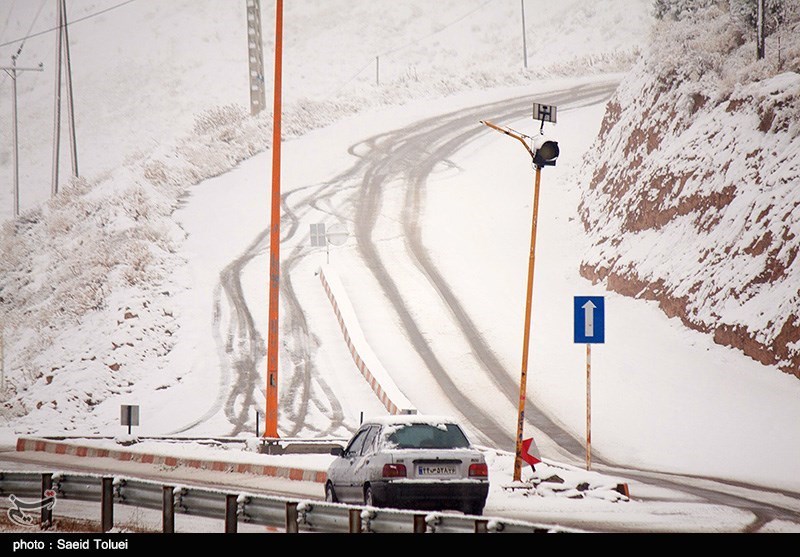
1;55;43;217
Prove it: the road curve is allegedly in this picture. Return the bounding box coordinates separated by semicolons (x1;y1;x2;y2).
330;82;800;531
171;80;800;531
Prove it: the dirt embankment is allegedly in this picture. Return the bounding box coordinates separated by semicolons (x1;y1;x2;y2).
577;9;800;378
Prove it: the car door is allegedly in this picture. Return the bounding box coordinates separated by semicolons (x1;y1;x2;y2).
332;426;371;503
352;425;380;498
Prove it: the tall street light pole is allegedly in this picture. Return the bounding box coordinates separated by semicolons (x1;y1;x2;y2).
480;110;559;482
265;0;283;440
1;56;43;217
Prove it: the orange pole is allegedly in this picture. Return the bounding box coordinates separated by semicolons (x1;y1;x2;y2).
265;0;283;438
513;166;541;482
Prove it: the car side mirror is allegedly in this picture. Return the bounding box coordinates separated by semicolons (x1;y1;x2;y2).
331;446;344;457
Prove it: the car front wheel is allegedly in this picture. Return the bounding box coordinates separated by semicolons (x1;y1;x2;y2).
325;482;338;503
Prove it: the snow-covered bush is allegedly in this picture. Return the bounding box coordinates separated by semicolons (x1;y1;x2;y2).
192;104;248;136
728;0;795;34
653;0;722;20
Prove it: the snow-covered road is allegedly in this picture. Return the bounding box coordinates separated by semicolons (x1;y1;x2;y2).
159;77;800;531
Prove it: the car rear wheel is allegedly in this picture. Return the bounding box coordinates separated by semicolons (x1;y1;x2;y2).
325;482;338;503
462;501;485;516
364;485;378;507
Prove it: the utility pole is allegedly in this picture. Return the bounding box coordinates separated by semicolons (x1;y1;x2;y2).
756;0;765;60
774;14;782;70
246;0;266;115
520;0;528;70
1;55;43;217
51;0;79;198
62;0;78;178
0;325;4;392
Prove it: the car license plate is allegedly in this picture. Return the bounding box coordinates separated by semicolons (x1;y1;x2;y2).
417;464;457;477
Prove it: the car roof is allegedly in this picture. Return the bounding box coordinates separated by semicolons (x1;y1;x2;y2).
361;414;461;427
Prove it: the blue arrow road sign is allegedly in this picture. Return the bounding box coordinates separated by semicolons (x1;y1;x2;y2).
574;296;604;344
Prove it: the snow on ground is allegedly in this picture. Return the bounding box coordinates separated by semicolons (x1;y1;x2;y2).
4;80;799;532
0;0;798;534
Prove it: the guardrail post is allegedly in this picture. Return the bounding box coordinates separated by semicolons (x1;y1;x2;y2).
413;514;427;533
101;477;113;532
225;494;238;533
285;501;298;533
475;519;488;533
162;486;175;533
40;473;53;530
348;508;362;533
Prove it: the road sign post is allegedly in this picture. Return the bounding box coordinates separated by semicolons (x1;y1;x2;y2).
520;436;541;473
120;404;140;436
574;296;604;470
585;342;592;470
311;223;348;263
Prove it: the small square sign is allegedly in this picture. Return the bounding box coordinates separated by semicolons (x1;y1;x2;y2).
574;296;604;344
121;404;140;426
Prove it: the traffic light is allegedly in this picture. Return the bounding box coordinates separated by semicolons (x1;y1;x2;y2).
531;134;559;168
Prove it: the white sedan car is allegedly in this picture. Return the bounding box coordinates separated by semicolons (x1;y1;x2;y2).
325;415;490;515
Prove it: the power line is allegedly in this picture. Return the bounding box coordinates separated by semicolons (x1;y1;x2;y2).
329;0;496;95
0;0;137;48
380;0;495;59
0;0;18;43
14;0;49;55
0;0;47;89
330;59;374;97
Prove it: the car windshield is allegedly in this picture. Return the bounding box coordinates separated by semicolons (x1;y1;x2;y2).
383;423;470;449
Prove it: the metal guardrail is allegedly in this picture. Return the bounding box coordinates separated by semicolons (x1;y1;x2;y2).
0;472;42;499
55;473;104;503
0;470;573;533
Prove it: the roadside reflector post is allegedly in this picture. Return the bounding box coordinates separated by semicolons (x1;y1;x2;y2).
162;486;175;533
521;436;542;475
40;474;53;530
285;501;299;533
100;477;113;533
348;508;362;533
225;494;238;533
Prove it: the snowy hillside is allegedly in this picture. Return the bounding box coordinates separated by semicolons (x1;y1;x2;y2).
0;1;654;432
0;0;649;217
578;3;800;378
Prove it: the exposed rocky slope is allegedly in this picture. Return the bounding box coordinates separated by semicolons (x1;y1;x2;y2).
578;6;800;378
